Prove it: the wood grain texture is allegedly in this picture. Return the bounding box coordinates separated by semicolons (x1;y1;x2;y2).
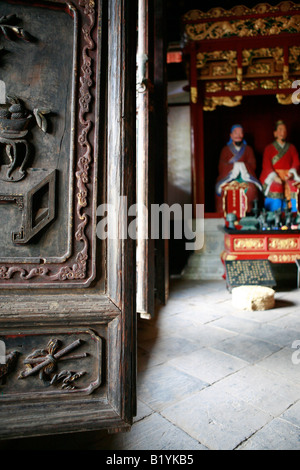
0;0;137;440
106;0;137;424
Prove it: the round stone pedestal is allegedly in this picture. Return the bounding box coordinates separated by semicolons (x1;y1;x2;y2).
232;285;275;311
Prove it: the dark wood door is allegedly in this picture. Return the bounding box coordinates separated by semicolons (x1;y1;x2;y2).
0;0;137;438
136;0;169;319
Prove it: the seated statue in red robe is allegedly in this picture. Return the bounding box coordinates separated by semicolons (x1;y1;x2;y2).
215;124;262;213
260;120;300;212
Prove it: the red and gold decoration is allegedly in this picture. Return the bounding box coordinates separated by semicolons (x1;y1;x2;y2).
222;181;248;222
183;2;300;110
222;232;300;263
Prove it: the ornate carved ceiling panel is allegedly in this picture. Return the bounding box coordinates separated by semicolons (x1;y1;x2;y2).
183;2;300;110
183;2;300;21
184;14;300;41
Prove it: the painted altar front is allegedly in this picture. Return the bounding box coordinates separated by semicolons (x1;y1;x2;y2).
222;231;300;263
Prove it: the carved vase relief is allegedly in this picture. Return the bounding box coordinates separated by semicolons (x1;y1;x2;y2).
0;0;97;287
0;95;56;244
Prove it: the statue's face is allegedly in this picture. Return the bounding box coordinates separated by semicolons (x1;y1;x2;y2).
230;126;244;144
274;124;287;142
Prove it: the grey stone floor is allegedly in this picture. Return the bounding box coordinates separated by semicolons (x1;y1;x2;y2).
2;276;300;450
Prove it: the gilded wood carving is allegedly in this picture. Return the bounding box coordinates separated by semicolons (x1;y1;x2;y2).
268;237;299;250
183;2;300;21
233;238;265;251
185;15;300;41
184;3;300;110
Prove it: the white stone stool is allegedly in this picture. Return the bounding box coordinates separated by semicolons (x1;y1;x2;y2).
232;285;275;311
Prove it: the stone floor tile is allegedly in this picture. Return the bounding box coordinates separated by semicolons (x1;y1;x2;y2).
212;315;300;348
155;299;194;316
231;301;295;322
216;365;300;416
213;334;281;363
269;313;300;332
174;305;229;325
281;400;300;428
271;297;299;314
169;279;223;295
256;347;300;385
211;298;235;309
147;309;205;333
277;289;300;306
196;291;232;305
167;346;248;384
237;418;300;450
137;363;208;411
139;335;201;367
90;413;208;450
161;385;272;450
142;313;238;346
195;292;232;306
172;324;238;347
134;399;155;422
168;279;210;299
211;315;260;335
244;324;300;348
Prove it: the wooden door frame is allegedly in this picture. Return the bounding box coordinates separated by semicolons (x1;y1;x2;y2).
136;0;156;319
136;0;169;319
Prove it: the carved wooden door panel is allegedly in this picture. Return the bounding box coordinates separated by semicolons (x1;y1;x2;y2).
0;0;137;438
